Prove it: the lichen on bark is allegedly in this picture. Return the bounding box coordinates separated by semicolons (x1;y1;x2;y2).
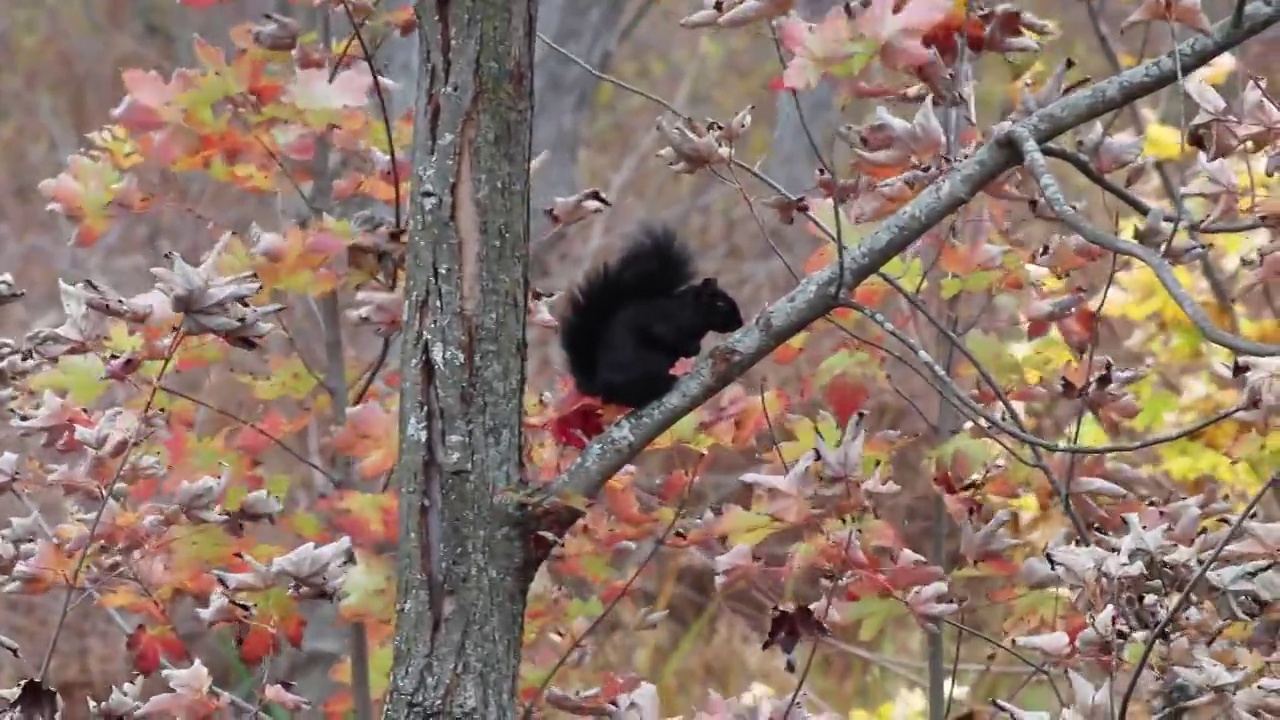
384;1;537;718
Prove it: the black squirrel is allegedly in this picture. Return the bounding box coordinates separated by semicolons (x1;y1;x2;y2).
559;225;744;408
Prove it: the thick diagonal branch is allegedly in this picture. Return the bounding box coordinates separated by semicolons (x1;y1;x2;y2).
545;0;1280;505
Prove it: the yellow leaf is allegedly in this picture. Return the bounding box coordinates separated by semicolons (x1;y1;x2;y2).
716;506;778;548
1143;122;1188;161
1191;52;1236;86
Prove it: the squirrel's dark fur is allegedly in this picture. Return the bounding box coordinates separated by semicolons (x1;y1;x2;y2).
559;225;744;408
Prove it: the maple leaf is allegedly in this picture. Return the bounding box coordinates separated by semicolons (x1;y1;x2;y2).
741;451;818;523
0;679;61;718
815;410;867;480
110;69;184;133
544;188;612;229
654;116;731;173
36;155;128;247
330;402;398;480
339;551;396;623
125;624;189;676
777;8;868;91
286;66;373;111
959;508;1021;565
852;0;953;70
235;624;279;666
905;580;961;631
88;676;145;717
680;0;795;29
1121;0;1213;35
761;605;832;673
263;682;312;711
327;490;397;545
134;659;222;717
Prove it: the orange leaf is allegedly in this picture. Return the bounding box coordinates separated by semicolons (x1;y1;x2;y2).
804;244;836;274
772;332;809;365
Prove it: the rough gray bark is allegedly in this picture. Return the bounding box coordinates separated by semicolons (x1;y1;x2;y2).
384;1;539;717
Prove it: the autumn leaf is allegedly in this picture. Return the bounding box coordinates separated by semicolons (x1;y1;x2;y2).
330;402;399;480
777;8;875;91
1121;0;1213;35
339;551;396;623
28;354;110;405
287;66;373;112
713;505;781;548
126;624;189;676
1143;121;1189;160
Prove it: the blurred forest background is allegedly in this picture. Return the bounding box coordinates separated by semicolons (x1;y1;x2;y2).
0;0;1275;717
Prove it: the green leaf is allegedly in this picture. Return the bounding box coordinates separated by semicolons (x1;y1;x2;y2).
882;256;924;288
843;597;902;642
568;596;605;620
940;277;964;299
717;506;779;548
1133;387;1179;431
339;552;396;622
287;510;325;540
249;357;320;401
828;40;878;79
1075;413;1110;447
963;270;999;292
931;434;994;468
29;355;109;405
965;330;1022;380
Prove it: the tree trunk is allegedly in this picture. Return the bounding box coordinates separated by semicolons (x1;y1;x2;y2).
384;1;537;717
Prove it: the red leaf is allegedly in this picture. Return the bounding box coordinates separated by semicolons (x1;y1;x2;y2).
236;624;279;666
824;377;871;427
549;405;605;450
279;614;307;649
125;625;187;676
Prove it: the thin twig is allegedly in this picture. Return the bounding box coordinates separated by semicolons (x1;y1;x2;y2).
521;488;693;719
535;32;686;119
1039;144;1265;235
10;489;271;718
156;383;340;486
1118;475;1276;718
40;331;185;677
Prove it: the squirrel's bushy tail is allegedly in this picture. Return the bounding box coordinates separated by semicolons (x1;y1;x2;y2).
559;225;696;395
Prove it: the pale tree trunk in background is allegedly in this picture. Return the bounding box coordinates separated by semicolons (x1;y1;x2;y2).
378;0;421;140
384;1;537;717
751;0;841;288
529;0;626;228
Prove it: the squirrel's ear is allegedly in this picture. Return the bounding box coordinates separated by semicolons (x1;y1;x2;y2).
698;277;719;290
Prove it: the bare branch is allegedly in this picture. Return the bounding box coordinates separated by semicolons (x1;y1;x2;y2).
542;1;1280;506
1039;144;1266;235
1007;125;1280;357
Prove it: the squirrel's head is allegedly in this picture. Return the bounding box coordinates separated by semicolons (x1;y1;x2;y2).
692;277;744;333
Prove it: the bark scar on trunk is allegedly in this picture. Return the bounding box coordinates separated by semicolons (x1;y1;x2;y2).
456;104;482;320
